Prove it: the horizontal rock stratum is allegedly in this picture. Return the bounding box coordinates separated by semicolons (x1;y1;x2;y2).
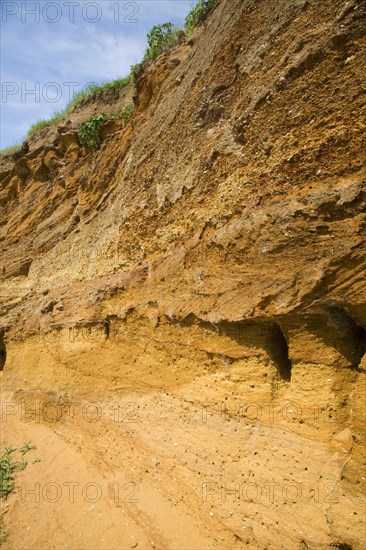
0;0;365;548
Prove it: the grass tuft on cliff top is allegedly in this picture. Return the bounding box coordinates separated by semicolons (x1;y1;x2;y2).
26;75;133;139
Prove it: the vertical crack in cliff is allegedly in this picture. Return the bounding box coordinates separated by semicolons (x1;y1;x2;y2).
265;324;292;381
0;331;6;371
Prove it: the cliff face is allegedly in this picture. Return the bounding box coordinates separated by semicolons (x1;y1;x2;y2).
1;0;366;548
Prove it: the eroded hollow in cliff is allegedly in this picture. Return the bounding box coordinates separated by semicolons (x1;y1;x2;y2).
264;324;292;381
203;318;293;381
0;332;6;371
321;305;366;368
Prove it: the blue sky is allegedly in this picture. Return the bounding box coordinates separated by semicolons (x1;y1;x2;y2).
0;0;194;149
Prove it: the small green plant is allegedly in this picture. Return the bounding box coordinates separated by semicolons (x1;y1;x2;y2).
120;104;134;127
19;441;37;456
0;442;38;543
145;22;176;60
0;442;37;500
185;0;218;34
78;113;107;150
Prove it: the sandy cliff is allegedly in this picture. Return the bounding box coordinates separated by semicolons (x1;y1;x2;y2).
0;0;365;548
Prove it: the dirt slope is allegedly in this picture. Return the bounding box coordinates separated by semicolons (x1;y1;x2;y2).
0;0;366;548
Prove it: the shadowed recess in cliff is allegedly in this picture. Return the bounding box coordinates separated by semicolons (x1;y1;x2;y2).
319;304;366;368
263;323;292;381
329;543;353;550
171;315;293;380
0;332;6;371
217;321;292;380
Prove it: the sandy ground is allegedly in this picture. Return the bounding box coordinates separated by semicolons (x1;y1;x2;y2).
1;377;364;550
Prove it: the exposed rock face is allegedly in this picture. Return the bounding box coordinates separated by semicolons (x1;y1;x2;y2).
0;0;365;548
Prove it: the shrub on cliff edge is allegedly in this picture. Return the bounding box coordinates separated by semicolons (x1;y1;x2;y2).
144;22;177;60
185;0;219;34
